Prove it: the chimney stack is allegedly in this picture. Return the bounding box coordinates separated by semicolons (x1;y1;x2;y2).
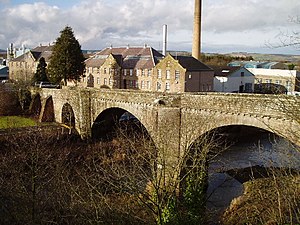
192;0;202;60
162;24;168;56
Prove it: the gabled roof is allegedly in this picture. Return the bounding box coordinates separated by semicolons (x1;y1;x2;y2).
11;45;53;62
174;56;213;71
211;66;242;77
85;46;163;69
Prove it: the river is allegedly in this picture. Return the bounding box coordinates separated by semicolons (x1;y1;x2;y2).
206;127;300;224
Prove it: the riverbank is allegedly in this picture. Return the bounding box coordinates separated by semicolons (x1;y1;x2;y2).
222;175;300;224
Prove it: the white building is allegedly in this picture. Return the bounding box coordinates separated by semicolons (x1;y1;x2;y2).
247;68;300;94
213;66;255;93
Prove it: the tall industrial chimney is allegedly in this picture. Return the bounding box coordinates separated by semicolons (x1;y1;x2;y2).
162;24;168;56
192;0;202;60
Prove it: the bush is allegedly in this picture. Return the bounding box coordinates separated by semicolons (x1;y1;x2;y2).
0;86;22;116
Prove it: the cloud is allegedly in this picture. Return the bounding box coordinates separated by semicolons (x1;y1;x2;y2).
204;0;300;32
0;0;299;54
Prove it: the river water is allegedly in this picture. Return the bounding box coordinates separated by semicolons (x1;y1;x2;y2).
206;128;300;224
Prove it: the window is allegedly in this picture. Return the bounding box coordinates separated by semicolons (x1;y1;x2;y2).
166;82;170;91
147;81;151;89
123;69;127;76
136;69;140;76
130;69;133;76
129;80;133;88
266;79;272;83
142;69;145;76
188;74;192;79
97;67;100;74
104;78;107;85
133;80;138;88
104;68;107;74
245;83;252;92
157;82;161;91
109;78;113;86
175;70;180;80
275;80;282;85
148;69;152;76
166;70;170;80
97;77;100;84
157;69;162;79
241;72;244;77
141;81;145;89
266;79;272;88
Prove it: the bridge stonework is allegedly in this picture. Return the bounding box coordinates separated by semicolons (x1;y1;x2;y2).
32;87;300;167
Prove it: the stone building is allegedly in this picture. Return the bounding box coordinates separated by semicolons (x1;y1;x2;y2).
8;45;52;82
81;45;162;90
153;54;214;92
82;46;214;93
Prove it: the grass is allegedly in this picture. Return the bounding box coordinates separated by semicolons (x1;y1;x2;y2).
222;174;300;225
0;116;37;129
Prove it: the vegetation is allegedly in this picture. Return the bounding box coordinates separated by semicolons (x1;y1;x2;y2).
0;85;22;116
0;116;37;129
32;57;48;84
200;54;254;67
47;26;85;85
222;174;300;225
0;115;221;225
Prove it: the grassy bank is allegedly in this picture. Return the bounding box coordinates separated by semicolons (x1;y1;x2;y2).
0;116;37;129
222;175;300;225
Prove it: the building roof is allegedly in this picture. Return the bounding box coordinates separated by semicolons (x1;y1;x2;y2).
247;68;298;78
85;46;163;69
11;45;53;62
174;56;213;71
228;60;287;69
211;66;242;77
0;65;8;76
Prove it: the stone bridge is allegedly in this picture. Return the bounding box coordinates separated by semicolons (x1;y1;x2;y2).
30;87;300;166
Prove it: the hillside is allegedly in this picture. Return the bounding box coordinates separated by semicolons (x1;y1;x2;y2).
226;52;300;62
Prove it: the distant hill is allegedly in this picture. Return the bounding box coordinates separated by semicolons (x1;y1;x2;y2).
225;52;300;63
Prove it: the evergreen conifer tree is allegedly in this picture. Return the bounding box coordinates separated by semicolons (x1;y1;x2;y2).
32;57;48;83
48;26;85;85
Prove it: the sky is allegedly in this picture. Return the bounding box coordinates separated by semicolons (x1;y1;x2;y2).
0;0;300;55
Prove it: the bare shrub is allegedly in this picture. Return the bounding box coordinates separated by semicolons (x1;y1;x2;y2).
0;85;22;116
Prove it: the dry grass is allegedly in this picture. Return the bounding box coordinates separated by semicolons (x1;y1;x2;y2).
222;174;300;225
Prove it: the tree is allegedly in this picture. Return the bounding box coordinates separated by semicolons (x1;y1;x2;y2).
32;57;48;83
48;26;85;85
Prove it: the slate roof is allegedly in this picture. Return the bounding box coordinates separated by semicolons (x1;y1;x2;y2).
174;56;213;71
85;46;163;69
11;45;53;62
211;66;242;77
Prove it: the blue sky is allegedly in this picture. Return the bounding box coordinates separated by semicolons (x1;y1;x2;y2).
1;0;300;55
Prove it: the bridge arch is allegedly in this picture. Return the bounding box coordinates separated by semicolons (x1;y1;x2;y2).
61;103;76;129
41;96;55;122
182;111;299;152
29;93;42;119
91;107;154;142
